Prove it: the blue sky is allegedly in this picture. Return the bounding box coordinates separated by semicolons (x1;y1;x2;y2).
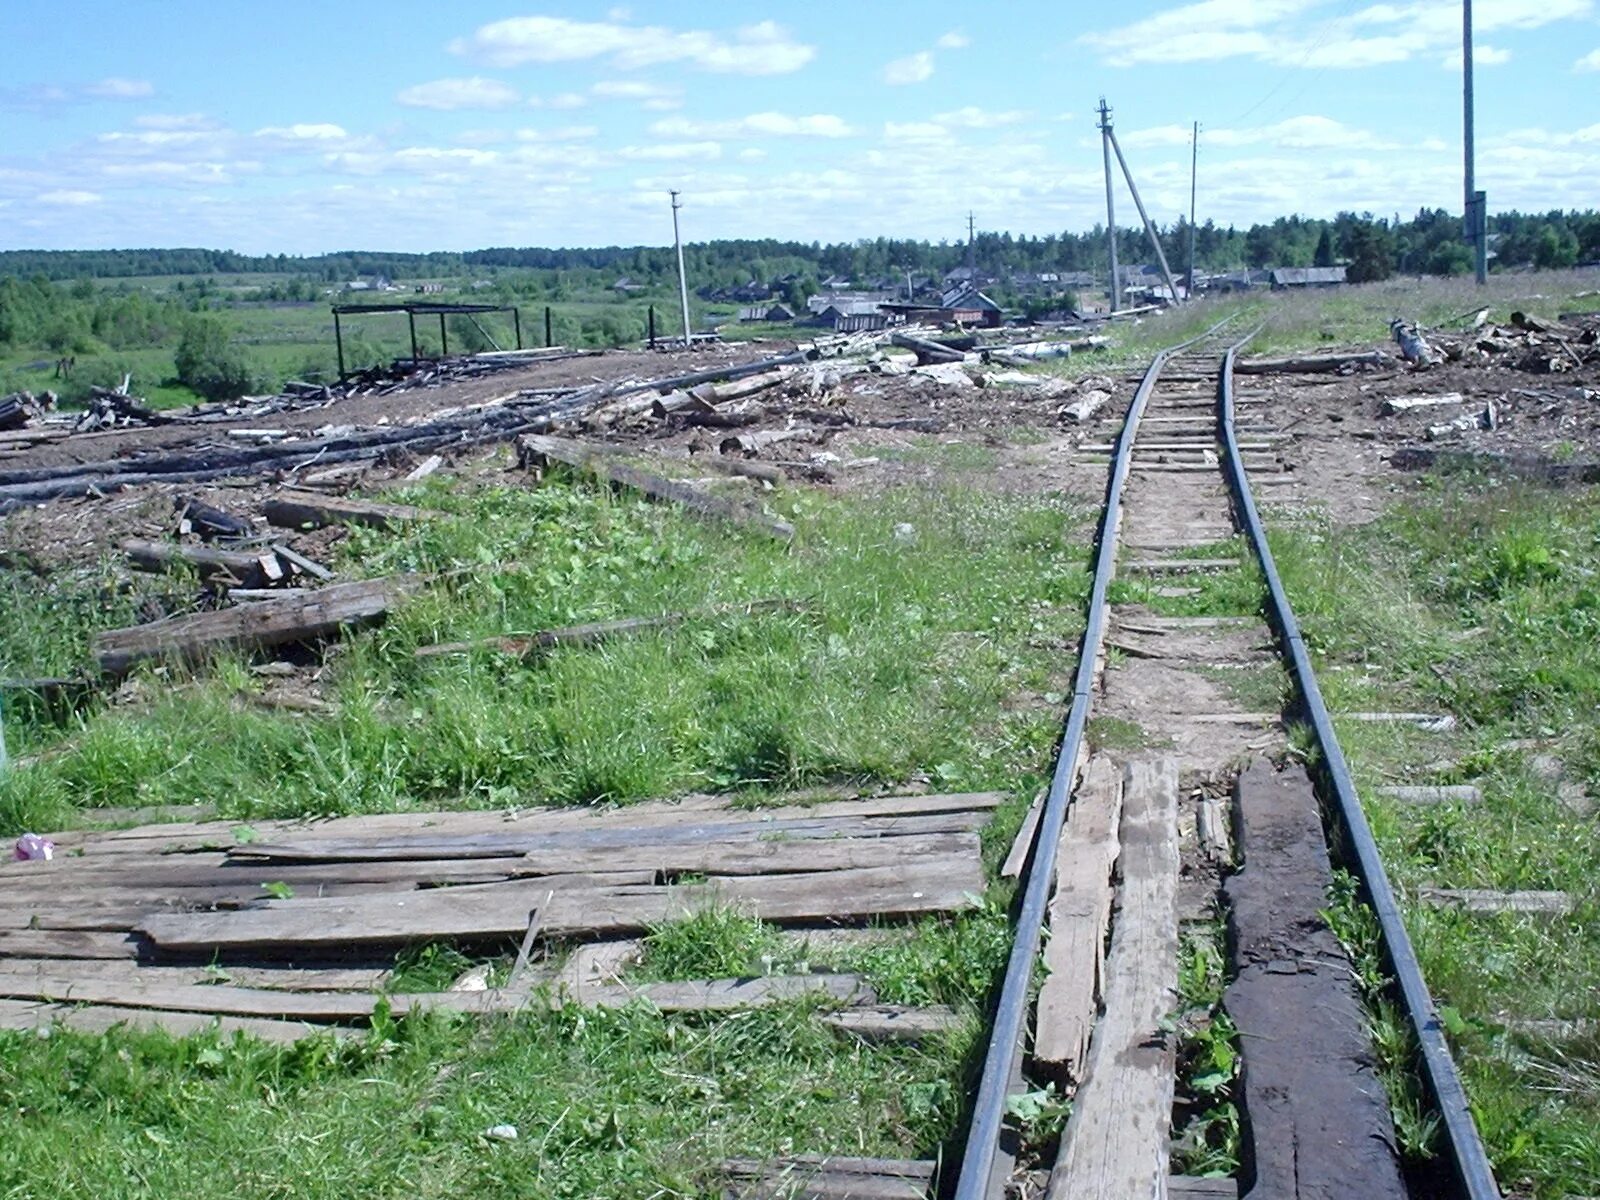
1;1;1596;253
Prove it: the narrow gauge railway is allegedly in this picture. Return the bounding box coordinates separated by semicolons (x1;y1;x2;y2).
938;322;1505;1199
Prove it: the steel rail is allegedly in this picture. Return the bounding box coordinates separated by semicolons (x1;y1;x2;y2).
952;315;1240;1199
1217;343;1501;1199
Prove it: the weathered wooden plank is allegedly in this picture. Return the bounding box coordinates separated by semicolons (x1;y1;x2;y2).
1034;756;1123;1081
0;959;388;993
1225;761;1407;1199
230;812;988;864
414;598;801;660
137;858;986;951
92;574;425;676
121;539;280;587
0;929;141;959
263;489;429;531
723;1155;934;1200
1121;558;1241;574
519;433;795;540
1376;785;1483;805
0;997;342;1044
516;831;978;878
1048;757;1180;1199
580;973;870;1012
820;1005;963;1043
1419;888;1574;914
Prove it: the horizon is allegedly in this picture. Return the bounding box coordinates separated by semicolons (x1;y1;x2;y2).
2;1;1597;256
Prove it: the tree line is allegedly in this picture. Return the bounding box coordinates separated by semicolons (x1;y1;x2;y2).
2;207;1595;287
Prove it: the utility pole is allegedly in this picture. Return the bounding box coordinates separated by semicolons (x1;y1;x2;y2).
1463;0;1488;284
966;211;977;277
1187;120;1200;297
1098;99;1121;313
1107;122;1182;304
670;190;693;346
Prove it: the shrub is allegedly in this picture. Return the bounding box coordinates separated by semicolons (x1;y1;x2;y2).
174;316;255;400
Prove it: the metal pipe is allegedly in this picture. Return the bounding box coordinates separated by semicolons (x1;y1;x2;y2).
1218;345;1501;1200
952;315;1239;1200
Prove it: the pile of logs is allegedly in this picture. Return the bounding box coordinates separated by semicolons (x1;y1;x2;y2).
1427;311;1600;375
0;390;55;431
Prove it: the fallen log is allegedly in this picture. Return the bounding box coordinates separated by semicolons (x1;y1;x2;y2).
93;574;425;676
890;331;966;365
719;428;811;457
120;538;283;588
518;434;794;540
1235;350;1388;375
414;598;802;660
264;489;430;532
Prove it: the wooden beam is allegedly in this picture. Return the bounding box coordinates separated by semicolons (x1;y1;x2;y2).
263;489;430;532
92;574;425;676
1048;758;1180;1199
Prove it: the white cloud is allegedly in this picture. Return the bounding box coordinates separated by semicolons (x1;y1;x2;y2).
591;79;683;105
255;123;349;141
738;148;767;161
937;106;1028;129
513;126;599;143
85;77;154;99
133;113;216;131
450;16;814;75
1121;115;1394;151
936;31;970;49
1084;0;1590;67
1576;46;1600;70
885;120;949;142
1440;43;1511;68
883;50;935;84
618;141;723;161
37;189;102;206
651;112;854;138
396;77;519;110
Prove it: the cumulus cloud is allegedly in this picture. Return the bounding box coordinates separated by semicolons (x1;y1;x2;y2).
883;51;935;84
651;112;854;138
1083;0;1591;67
937;31;970;49
85;77;155;99
255;123;349;141
1576;47;1600;70
1120;114;1395;150
618;141;723;161
37;189;103;206
450;16;814;75
396;77;519;110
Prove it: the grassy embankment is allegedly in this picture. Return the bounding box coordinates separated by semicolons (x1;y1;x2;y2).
0;457;1092;1197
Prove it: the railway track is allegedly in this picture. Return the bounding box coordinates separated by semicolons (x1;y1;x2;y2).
938;322;1503;1200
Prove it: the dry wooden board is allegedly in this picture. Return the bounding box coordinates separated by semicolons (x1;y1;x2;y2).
820;1005;963;1043
0;997;341;1044
1121;558;1242;573
93;574;425;676
1034;756;1123;1080
579;973;869;1013
516;831;979;877
230;811;988;864
263;489;429;531
723;1156;934;1200
0;959;389;992
1048;758;1180;1199
43;792;1004;857
0;929;141;959
1376;785;1483;805
137;859;985;951
1419;888;1575;914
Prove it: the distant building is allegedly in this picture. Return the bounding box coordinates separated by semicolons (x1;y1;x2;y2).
1270;266;1347;289
612;276;646;293
414;282;446;294
882;284;1003;329
738;302;795;323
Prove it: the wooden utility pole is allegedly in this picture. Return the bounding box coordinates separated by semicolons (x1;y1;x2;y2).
1187;121;1200;296
1099;99;1121;313
1107;122;1182;304
670;190;694;346
1463;0;1488;284
967;211;977;277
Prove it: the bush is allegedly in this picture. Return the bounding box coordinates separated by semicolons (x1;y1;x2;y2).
174;316;255;400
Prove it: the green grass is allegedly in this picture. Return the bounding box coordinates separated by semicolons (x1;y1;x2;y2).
1;471;1090;831
1271;476;1600;1198
0;1002;966;1200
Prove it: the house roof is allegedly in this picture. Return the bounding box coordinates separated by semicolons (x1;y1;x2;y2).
940;284;1000;311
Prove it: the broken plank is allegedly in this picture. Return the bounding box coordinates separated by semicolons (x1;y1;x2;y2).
1048;757;1180;1199
724;1156;933;1200
137;859;985;951
120;539;279;587
1235;351;1388;375
1122;558;1241;574
1419;888;1574;915
819;1005;963;1043
1225;762;1407;1199
515;831;980;878
0;929;140;960
1034;756;1123;1081
92;574;425;676
1000;788;1045;879
263;489;430;532
579;973;869;1012
518;433;794;540
0;997;342;1044
1376;785;1483;805
415;598;800;660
